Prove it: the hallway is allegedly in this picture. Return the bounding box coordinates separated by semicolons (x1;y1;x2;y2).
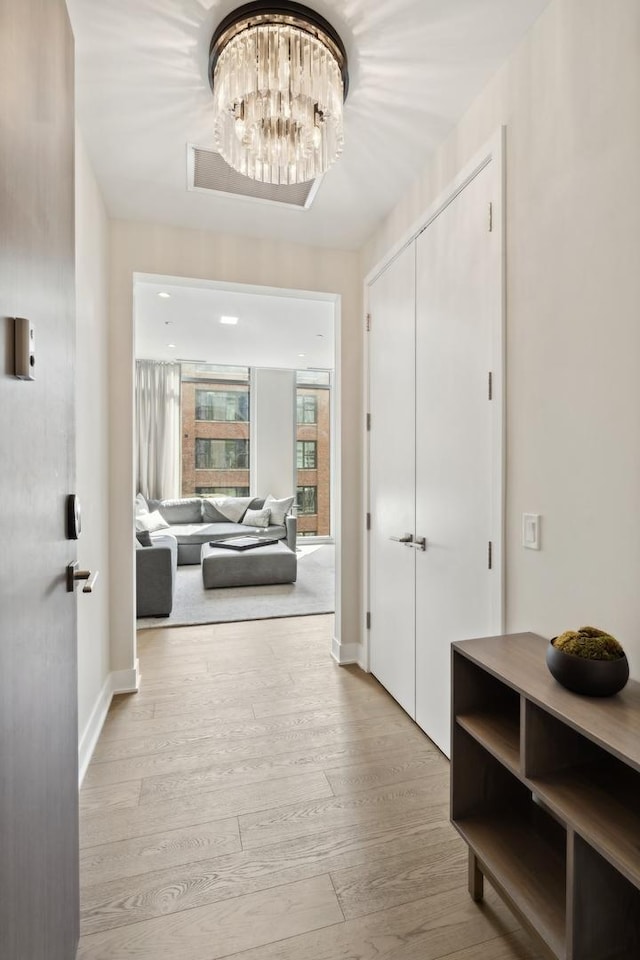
77;615;537;959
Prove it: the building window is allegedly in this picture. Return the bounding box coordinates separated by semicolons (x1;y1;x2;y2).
296;440;317;469
195;486;250;497
297;485;317;515
195;389;249;422
195;439;249;470
299;530;317;537
296;395;317;424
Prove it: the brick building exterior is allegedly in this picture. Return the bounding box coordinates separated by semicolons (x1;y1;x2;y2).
181;365;251;497
180;364;331;538
296;384;330;537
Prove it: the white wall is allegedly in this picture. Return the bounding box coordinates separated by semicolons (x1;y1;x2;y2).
251;368;296;500
109;222;362;672
362;0;640;676
75;129;111;771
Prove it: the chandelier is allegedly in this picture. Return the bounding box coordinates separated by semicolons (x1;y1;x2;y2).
208;2;349;185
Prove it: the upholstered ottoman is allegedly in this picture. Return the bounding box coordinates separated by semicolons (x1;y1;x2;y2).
201;541;297;589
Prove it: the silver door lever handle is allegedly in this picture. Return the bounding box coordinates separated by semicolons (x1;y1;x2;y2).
81;570;99;593
67;562;99;593
408;536;427;551
389;533;413;544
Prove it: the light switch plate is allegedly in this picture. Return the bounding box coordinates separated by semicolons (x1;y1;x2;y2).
522;513;541;550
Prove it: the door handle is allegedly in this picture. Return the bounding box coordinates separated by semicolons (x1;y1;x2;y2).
407;536;427;551
389;533;413;544
66;562;99;593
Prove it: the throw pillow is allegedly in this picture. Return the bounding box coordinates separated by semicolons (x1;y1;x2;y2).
243;507;271;528
135;530;153;547
135;492;149;517
264;494;295;526
135;510;170;533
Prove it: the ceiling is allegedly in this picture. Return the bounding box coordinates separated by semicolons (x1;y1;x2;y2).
68;0;551;250
134;277;335;369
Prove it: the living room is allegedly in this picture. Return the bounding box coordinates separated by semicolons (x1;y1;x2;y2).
133;277;337;628
3;1;640;958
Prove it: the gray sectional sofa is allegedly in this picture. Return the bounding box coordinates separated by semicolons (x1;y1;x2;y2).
135;495;297;617
146;496;297;564
135;532;177;618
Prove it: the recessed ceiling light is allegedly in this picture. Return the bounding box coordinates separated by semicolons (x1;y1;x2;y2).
298;353;306;358
167;343;177;348
220;316;239;325
158;291;171;298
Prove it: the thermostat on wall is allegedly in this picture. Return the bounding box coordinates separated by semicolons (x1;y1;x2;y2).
14;317;35;380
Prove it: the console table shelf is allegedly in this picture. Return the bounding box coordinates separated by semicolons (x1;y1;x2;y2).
529;763;640;890
451;633;640;960
456;709;521;774
457;812;567;959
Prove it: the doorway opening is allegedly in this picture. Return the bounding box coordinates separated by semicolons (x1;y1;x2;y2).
132;275;340;633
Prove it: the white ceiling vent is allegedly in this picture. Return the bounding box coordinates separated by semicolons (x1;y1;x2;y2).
187;145;321;210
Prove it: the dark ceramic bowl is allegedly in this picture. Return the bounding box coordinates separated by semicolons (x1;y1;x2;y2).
546;641;629;697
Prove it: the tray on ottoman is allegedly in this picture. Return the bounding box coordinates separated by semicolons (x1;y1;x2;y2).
201;539;297;589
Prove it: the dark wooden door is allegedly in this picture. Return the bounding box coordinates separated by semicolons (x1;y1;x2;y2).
0;2;78;958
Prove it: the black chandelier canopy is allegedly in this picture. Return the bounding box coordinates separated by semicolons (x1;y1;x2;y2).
208;1;349;100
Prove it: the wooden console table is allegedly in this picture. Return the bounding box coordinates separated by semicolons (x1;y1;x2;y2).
451;633;640;960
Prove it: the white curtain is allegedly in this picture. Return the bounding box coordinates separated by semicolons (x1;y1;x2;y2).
135;360;181;500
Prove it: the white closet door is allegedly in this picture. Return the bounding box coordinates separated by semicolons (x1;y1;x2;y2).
415;161;501;755
368;243;416;717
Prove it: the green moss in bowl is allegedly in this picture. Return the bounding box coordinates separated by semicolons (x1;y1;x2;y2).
552;626;625;661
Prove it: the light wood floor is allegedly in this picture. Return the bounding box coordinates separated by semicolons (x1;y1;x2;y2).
77;615;539;960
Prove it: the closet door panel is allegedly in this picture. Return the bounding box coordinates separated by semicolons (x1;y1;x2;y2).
414;162;499;755
368;244;416;717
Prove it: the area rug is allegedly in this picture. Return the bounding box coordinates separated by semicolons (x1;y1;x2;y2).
136;544;335;629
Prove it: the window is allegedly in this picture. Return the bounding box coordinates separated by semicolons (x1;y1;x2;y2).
297;485;317;515
183;363;250;383
297;440;317;469
195;439;249;470
195;389;249;422
296;395;317;424
195;486;250;497
296;370;330;387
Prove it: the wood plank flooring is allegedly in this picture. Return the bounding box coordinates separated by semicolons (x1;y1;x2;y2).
78;615;540;960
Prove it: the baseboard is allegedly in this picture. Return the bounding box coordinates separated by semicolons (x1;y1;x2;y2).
78;674;113;787
78;659;140;787
331;636;362;666
111;659;141;694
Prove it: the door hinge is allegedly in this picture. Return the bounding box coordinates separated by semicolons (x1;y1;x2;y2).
488;202;493;233
488;371;493;400
366;413;371;431
366;512;371;531
366;313;371;332
488;541;493;570
366;611;371;630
